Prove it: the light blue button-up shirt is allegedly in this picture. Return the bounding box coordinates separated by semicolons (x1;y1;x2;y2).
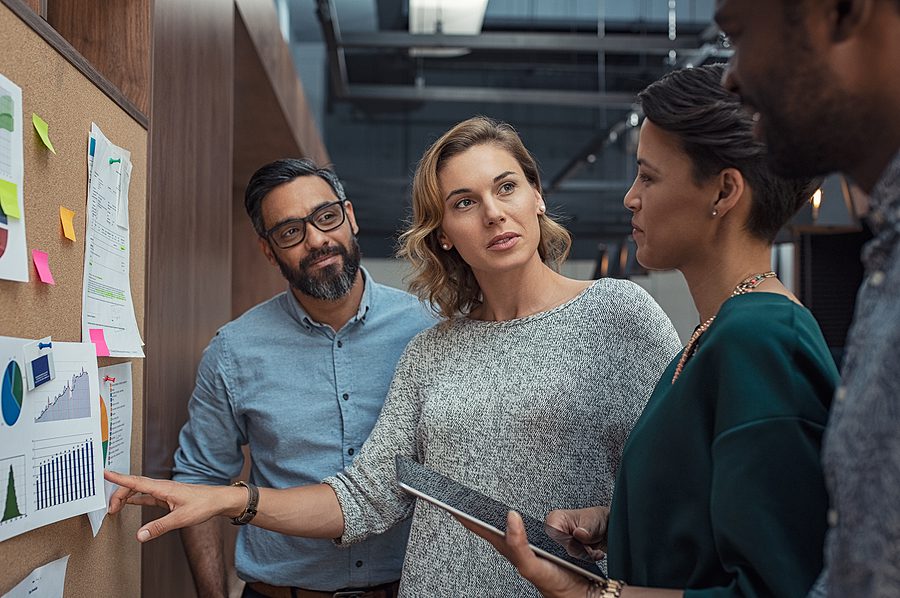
172;270;436;590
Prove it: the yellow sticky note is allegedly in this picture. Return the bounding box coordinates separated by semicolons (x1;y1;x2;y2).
0;179;19;218
32;113;56;154
60;206;76;241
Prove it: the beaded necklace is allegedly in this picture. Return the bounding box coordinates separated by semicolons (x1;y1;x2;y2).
671;271;777;384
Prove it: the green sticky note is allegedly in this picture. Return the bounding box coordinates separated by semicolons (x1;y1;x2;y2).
0;179;19;218
32;113;56;154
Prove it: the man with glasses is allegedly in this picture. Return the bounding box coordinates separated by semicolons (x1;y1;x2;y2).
715;0;900;596
171;159;435;598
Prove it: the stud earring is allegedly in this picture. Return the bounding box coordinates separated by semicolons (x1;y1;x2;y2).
538;204;546;214
441;243;450;250
712;209;719;217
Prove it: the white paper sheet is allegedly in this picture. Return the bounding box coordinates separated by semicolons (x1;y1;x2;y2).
2;554;70;598
0;73;28;282
87;362;133;536
81;124;143;357
0;337;106;542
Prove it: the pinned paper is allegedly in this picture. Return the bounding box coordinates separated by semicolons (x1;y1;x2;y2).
32;113;56;154
88;328;110;357
24;337;56;390
0;178;19;218
31;249;55;284
59;206;76;240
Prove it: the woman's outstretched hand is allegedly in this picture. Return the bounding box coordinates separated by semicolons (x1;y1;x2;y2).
105;470;244;542
455;510;591;598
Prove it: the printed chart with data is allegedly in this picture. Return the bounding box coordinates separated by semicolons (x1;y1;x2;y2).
0;337;105;542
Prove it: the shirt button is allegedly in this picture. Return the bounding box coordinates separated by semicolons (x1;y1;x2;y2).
835;386;847;402
337;340;343;348
355;560;363;568
348;448;354;456
870;271;885;287
342;393;349;401
827;509;839;527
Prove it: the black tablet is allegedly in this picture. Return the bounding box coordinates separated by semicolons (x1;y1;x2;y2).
394;454;606;582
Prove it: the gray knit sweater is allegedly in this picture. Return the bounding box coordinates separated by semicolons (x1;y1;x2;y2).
324;279;681;597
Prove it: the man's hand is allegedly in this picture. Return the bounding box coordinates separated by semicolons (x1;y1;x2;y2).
105;470;244;543
456;511;591;598
546;505;610;561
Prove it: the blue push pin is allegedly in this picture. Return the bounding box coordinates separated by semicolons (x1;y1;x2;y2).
38;341;52;350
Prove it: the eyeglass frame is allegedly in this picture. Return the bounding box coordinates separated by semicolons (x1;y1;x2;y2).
264;199;349;249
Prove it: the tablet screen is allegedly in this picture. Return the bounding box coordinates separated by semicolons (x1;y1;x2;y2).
395;454;606;582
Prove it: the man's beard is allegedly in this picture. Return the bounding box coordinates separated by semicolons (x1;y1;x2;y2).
276;237;362;301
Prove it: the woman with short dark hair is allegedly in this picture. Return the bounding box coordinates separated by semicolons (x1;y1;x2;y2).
464;64;838;598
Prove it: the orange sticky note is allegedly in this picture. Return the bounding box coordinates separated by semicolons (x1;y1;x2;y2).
89;328;111;357
60;206;76;241
32;249;55;284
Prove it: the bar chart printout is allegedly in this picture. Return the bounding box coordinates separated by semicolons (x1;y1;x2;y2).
33;437;95;510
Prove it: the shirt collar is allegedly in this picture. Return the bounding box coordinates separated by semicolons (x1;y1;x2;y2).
868;148;900;233
284;267;374;330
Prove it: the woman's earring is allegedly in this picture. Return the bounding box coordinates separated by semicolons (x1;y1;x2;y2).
712;209;719;217
441;243;450;250
538;203;546;214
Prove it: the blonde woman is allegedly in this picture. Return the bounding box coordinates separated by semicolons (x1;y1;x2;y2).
107;117;681;597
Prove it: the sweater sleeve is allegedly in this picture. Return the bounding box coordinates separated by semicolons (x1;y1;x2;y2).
322;332;428;544
684;313;832;598
607;281;683;453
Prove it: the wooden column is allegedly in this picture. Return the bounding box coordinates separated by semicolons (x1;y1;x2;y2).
143;1;235;596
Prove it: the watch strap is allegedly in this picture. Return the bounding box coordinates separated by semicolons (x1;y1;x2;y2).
230;480;259;525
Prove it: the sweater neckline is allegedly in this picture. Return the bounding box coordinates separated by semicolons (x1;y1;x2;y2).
456;279;602;328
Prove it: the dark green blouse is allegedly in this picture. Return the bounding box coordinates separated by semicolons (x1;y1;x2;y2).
607;293;838;598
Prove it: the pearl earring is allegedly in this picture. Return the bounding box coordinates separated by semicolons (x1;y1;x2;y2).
441;243;450;250
712;209;719;217
539;204;546;214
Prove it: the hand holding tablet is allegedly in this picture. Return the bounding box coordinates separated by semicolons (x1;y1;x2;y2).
394;454;606;582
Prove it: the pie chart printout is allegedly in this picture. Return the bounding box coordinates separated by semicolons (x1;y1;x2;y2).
2;360;23;426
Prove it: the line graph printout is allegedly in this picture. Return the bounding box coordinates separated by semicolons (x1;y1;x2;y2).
34;369;91;423
0;337;105;542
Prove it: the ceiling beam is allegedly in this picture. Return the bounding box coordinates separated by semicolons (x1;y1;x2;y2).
344;84;637;107
339;31;701;54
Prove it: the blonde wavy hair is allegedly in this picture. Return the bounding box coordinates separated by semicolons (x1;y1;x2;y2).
397;116;572;319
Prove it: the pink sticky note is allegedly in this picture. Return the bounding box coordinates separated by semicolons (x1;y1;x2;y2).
32;249;55;284
89;328;111;357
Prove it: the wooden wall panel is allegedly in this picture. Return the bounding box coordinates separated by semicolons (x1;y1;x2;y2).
231;1;329;318
143;1;234;596
46;0;151;115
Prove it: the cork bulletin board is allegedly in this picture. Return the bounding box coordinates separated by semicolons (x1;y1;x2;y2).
0;4;145;596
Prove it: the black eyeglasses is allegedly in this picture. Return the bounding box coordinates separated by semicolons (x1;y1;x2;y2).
265;200;347;249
